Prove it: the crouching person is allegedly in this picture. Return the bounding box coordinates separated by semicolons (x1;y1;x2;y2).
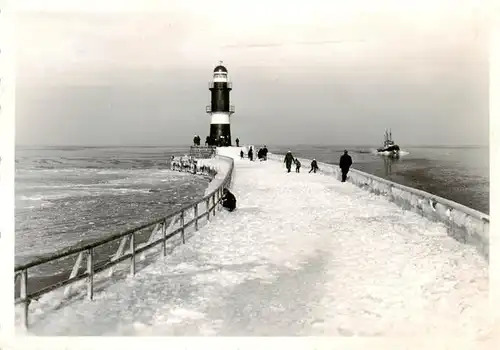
221;188;237;212
309;159;319;173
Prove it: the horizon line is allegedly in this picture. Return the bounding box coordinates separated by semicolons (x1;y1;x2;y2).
15;144;489;148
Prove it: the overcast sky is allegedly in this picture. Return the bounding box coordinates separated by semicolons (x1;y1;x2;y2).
15;0;490;146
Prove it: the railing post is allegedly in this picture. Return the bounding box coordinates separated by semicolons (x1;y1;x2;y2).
146;223;160;245
181;210;185;244
212;194;216;215
194;203;199;231
130;233;136;276
140;223;160;261
162;219;167;257
206;199;210;220
20;270;29;330
108;236;128;278
87;248;94;300
64;251;84;296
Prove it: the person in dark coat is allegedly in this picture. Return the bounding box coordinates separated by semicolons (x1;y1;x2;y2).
220;188;236;212
294;158;301;173
236;138;240;147
262;145;268;160
240;149;244;159
309;159;319;173
205;136;210;146
258;148;265;161
284;151;294;173
339;150;353;182
248;147;254;161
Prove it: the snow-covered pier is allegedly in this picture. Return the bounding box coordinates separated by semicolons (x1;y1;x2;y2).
16;147;491;339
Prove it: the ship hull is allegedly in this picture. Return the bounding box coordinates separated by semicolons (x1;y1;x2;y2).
377;145;400;153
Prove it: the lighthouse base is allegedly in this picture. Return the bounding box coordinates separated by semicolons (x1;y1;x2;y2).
210;124;232;146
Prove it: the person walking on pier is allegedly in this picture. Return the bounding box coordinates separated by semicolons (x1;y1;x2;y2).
339;150;353;182
309;159;319;173
294;158;301;173
220;188;237;212
240;149;244;159
284;151;294;173
248;147;254;161
236;138;240;147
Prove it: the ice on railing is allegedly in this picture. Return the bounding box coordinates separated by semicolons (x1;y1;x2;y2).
197;156;233;196
170;156;216;176
268;152;489;259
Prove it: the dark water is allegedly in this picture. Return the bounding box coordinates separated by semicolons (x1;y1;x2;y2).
268;145;489;215
15;146;210;269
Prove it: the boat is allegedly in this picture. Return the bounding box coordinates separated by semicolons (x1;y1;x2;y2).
377;129;400;156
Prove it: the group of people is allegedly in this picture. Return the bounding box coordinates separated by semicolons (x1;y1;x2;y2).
192;135;201;146
204;136;226;147
283;150;353;182
283;151;320;173
188;147;353;215
257;146;269;161
203;136;240;147
239;145;268;161
193;135;243;148
193;135;224;147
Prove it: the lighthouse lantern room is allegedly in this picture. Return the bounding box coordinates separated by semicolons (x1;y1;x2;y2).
206;61;235;146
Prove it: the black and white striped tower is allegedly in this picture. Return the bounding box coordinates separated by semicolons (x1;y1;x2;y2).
206;61;235;146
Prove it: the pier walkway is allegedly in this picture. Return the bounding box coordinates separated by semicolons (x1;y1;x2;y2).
21;148;489;337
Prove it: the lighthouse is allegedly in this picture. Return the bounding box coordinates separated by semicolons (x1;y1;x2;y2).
206;61;235;147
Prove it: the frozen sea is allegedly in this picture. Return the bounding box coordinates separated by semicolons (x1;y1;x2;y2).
15;146;211;271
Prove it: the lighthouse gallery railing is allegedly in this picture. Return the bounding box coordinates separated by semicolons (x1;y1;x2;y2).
14;155;234;329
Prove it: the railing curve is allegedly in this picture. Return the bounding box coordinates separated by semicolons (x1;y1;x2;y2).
14;154;234;329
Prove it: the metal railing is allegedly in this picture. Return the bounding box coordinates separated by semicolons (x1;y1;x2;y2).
14;155;234;329
268;152;490;259
205;105;235;114
208;81;232;89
